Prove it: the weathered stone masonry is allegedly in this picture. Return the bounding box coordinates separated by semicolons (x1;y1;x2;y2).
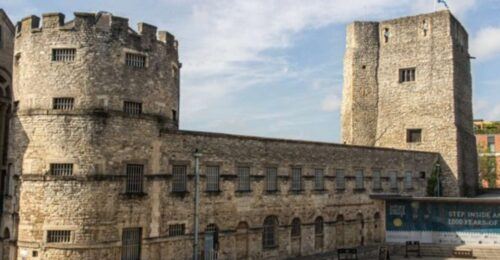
0;9;476;260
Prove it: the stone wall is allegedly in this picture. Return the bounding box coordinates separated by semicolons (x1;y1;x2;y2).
341;11;477;197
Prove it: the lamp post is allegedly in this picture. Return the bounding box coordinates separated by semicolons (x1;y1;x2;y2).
193;149;202;260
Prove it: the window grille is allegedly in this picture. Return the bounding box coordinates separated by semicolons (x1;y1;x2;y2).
488;135;495;152
121;228;142;260
389;171;398;190
126;164;144;194
399;68;416;82
263;216;278;248
266;167;278;192
291;167;302;191
168;224;185;237
47;230;71;243
50;163;73;176
52;48;76;62
237;166;251;191
314;217;324;250
336;169;345;190
404;171;413;190
126;53;146;68
172;165;187;192
123;101;142;115
53;98;74;110
355;169;364;189
407;129;422;143
372;170;382;190
314;168;325;190
206;166;220;192
291;218;301;238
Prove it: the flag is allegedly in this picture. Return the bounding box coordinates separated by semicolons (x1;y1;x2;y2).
438;0;449;9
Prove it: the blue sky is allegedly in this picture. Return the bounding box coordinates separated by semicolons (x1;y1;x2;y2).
3;0;500;142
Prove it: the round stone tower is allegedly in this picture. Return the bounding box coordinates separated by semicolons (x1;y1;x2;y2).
11;12;179;259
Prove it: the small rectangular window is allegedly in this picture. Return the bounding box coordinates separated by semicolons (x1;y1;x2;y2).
126;53;146;68
172;165;187;193
126;164;144;194
53;98;74;110
206;166;220;192
50;163;73;176
488;135;495;152
237;166;251;192
172;110;178;122
52;48;76;62
123;101;142;115
265;167;278;192
168;224;185;237
404;171;413;190
355;169;364;190
336;169;345;190
291;167;302;191
47;230;71;243
314;168;325;191
372;170;382;190
390;171;398;190
407;129;422;143
122;228;142;260
399;68;416;82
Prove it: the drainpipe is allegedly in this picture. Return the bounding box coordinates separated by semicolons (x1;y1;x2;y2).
193;149;202;260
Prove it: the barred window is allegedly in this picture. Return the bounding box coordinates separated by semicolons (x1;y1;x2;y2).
206;166;220;192
399;68;416;82
488;135;495;152
52;48;76;62
168;224;185;237
314;217;324;250
47;230;71;243
291;167;302;191
372;170;382;190
314;168;325;191
172;165;187;193
53;97;74;110
263;216;278;248
123;101;142;115
121;228;142;260
237;166;251;192
336;169;345;190
389;171;398;190
291;218;301;238
50;163;73;176
126;164;144;194
355;169;364;190
265;167;278;192
126;53;146;68
404;171;413;190
407;129;422;143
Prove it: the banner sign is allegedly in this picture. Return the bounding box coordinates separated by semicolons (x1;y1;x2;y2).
386;200;500;245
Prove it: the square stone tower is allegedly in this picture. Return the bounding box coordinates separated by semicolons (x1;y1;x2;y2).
341;10;478;197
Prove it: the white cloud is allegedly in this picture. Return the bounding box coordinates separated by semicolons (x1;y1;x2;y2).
471;27;500;61
411;0;476;17
321;93;341;112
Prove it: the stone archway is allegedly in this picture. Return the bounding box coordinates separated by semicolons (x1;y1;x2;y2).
235;222;249;260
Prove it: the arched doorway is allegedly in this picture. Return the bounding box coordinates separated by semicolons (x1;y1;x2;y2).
373;212;381;243
314;217;324;251
357;213;364;246
235;222;249;259
290;218;301;256
336;215;344;247
205;224;219;260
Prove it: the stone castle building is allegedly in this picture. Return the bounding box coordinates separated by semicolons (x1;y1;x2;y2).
0;9;477;260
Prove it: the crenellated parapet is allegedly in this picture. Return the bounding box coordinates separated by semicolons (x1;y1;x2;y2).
17;12;178;51
13;12;180;129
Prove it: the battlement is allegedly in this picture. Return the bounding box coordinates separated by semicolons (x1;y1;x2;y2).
16;11;178;49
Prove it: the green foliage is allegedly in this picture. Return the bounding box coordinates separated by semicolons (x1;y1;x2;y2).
475;122;500;134
478;144;497;188
427;162;443;197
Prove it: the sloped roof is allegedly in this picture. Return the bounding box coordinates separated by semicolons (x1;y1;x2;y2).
0;9;15;33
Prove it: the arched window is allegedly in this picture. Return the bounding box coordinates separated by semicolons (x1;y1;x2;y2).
205;224;219;250
336;214;344;247
3;228;10;240
262;216;278;249
357;213;364;246
291;218;301;238
236;222;249;259
374;212;381;242
314;217;324;250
